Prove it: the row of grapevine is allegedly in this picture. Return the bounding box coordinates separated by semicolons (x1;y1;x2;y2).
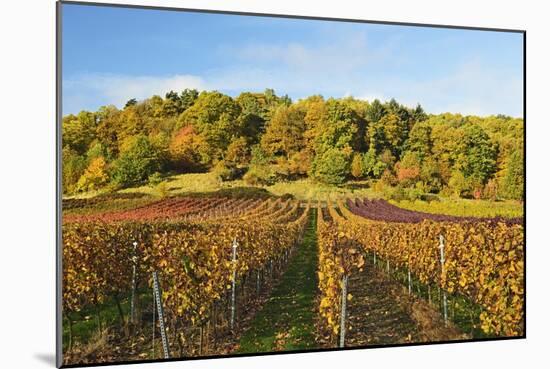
316;204;365;345
348;198;523;225
62;197;310;358
63;196;259;223
332;199;524;336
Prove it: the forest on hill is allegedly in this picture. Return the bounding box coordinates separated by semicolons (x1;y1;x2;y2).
62;88;524;201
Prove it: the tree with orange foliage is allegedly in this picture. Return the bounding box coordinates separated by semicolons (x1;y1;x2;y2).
395;152;421;186
169;126;206;171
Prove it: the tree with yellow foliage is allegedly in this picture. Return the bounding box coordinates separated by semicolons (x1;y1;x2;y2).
76;157;109;192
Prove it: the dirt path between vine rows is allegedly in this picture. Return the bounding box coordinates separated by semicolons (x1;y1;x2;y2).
339;263;469;347
235;209;320;353
235;208;466;353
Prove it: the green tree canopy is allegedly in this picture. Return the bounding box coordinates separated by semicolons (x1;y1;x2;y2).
177;91;242;164
311;148;352;185
314;99;364;155
60;89;523;197
405;121;433;162
112;135;162;187
501;149;524;200
261;105;306;159
456;124;498;184
62;111;97;154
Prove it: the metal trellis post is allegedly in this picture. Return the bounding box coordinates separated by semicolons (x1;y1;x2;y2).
152;271;170;358
130;241;137;324
230;238;238;331
439;234;448;326
339;275;349;348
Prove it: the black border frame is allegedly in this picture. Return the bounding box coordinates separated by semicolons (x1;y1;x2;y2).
56;1;527;368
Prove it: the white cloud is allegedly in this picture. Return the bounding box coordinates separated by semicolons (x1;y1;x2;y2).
339;61;522;117
204;33;389;99
221;38;522;117
379;60;523;117
350;92;389;103
63;73;207;113
232;30;390;74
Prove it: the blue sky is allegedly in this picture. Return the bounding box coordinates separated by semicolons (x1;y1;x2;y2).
62;3;524;117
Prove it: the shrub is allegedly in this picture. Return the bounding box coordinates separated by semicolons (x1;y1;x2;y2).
156;181;169;198
243;165;276;186
148;172;163;186
280;193;295;201
212;160;236;181
384;185;407;202
406;186;424;201
422;193;441;202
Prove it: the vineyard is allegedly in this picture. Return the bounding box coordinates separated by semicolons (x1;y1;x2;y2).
61;195;524;365
317;199;524;338
348;198;523;225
